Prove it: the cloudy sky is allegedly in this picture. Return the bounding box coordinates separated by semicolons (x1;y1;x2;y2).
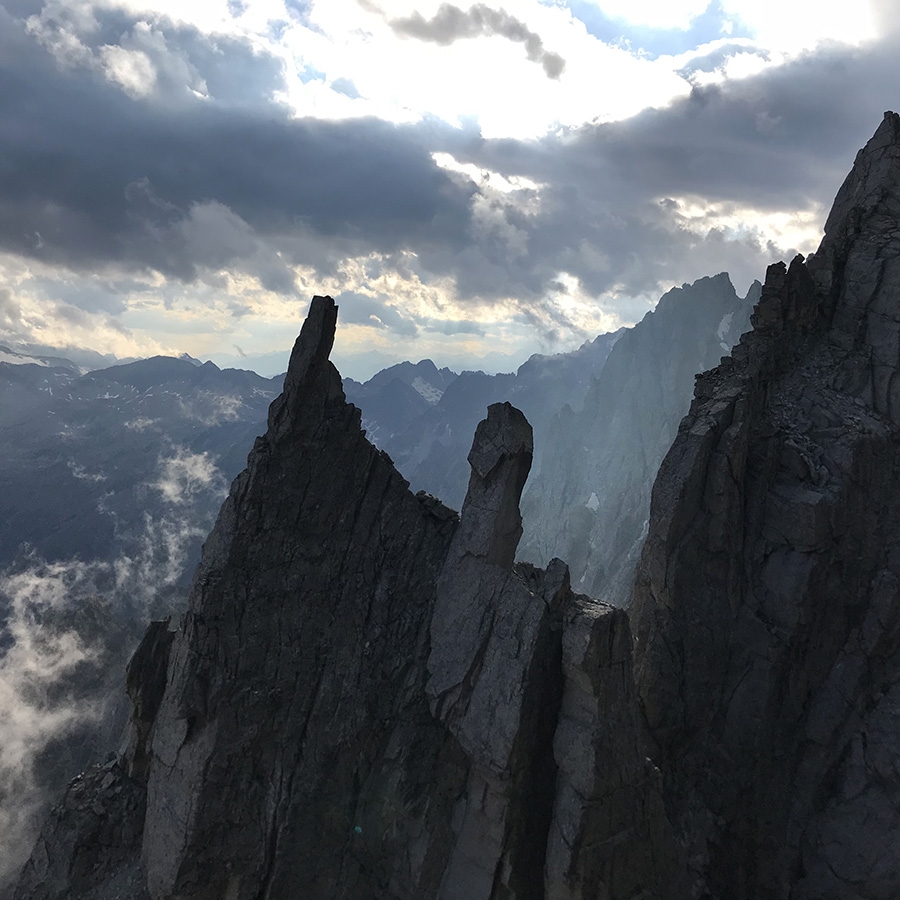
0;0;897;378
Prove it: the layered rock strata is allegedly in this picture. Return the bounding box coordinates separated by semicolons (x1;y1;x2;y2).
632;110;900;899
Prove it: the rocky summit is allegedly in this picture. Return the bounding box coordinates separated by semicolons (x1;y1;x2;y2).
12;112;900;899
631;109;900;898
14;295;675;900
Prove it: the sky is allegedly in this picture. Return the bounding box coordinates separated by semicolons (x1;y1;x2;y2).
0;0;897;379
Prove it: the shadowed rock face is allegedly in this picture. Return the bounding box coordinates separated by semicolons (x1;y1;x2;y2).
632;111;900;899
140;296;465;900
453;401;533;569
15;298;674;900
13;113;900;900
425;404;678;900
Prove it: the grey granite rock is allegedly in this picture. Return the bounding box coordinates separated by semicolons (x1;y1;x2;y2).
519;272;756;605
631;111;900;900
141;296;464;900
13;758;148;900
546;596;684;900
16;112;900;900
15;295;671;900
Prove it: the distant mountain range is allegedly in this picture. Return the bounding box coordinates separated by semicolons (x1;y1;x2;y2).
340;274;758;606
0;354;280;575
0;274;752;587
0;271;754;887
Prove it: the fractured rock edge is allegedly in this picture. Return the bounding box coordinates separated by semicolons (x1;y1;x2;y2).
632;110;900;899
15;110;900;900
15;297;676;900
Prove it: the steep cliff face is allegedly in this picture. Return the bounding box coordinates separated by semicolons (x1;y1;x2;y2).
15;297;676;900
632;110;900;899
519;272;756;604
140;297;466;900
15;113;900;900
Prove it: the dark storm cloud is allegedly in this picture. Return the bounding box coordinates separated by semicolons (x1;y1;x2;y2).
451;28;900;303
497;33;900;209
389;3;566;79
0;5;475;298
2;0;900;336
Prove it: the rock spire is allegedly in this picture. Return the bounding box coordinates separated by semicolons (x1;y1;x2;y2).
13;112;900;900
16;297;675;900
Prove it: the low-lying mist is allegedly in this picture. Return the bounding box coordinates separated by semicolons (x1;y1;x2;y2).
0;447;227;889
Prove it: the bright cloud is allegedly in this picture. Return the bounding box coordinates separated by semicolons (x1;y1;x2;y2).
721;0;879;53
22;0;883;140
99;44;157;97
666;195;826;254
0;0;895;377
0;255;172;361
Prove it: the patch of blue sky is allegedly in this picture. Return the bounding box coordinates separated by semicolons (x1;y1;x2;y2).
284;0;314;25
267;19;290;41
299;65;328;84
331;78;361;99
554;0;755;59
282;0;326;36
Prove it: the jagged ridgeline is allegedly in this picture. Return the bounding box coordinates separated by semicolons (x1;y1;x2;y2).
14;294;679;900
13;111;900;900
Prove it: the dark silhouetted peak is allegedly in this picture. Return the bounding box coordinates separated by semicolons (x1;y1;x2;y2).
631;112;900;899
16;296;680;900
266;295;344;442
282;294;338;394
820;110;900;248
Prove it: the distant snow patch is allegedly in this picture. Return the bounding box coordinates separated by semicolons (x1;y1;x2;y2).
360;418;382;446
717;311;734;351
411;377;443;405
586;491;600;511
0;350;49;367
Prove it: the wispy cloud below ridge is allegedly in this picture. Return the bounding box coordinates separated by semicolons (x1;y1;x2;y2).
0;446;227;888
